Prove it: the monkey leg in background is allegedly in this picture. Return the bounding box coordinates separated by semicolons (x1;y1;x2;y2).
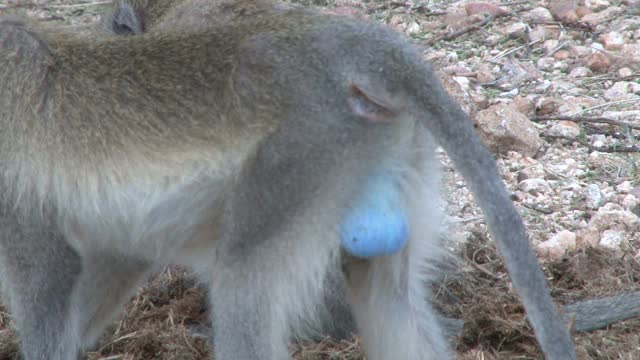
0;6;575;360
104;0;295;34
108;2;145;35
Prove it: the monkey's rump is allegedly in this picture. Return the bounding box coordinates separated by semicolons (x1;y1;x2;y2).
340;171;408;258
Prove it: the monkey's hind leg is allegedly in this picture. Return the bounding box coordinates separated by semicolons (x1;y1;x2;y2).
208;230;337;360
71;251;153;349
344;250;452;360
0;214;153;359
0;215;83;360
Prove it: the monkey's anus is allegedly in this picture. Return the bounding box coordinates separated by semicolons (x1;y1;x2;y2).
340;172;409;258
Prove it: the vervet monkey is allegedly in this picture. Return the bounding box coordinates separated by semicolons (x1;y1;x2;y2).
104;0;288;34
105;0;640;340
0;3;574;360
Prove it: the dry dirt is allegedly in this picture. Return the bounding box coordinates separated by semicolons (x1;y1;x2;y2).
1;0;640;359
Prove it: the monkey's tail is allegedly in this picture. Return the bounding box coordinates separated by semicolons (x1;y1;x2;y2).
403;56;577;359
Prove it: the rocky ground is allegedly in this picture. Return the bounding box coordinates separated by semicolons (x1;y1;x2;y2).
1;0;640;359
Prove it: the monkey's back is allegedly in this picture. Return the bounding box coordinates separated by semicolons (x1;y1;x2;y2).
0;9;419;234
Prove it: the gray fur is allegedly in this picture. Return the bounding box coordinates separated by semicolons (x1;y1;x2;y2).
0;4;574;360
105;2;144;35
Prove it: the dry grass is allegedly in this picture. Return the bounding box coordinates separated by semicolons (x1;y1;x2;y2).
2;234;639;359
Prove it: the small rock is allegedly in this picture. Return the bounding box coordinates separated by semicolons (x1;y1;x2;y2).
497;60;541;90
537;57;555;71
591;134;606;148
588;208;640;232
585;0;610;11
599;31;625;50
464;2;508;16
442;65;472;75
552;61;569;72
537;230;577;260
588;152;609;169
576;227;600;247
519;178;552;194
438;72;477;119
502;22;527;38
622;44;640;61
602;202;624;212
524;7;554;22
406;21;421;35
585;184;604;210
543;39;560;54
566;87;589;96
568;66;592;78
575;6;592;18
618;67;634;78
554;50;571;60
599;229;623;249
585;52;611;72
622;194;638;210
514;156;545;179
601;110;640;123
475;103;542;156
511;95;537;115
603;81;640;101
550;0;579;24
452;76;470;90
557;101;582;115
531;80;552;94
620;43;640;61
388;15;407;32
529;26;561;43
484;35;502;46
444;52;459;64
548;121;580;138
444;5;467;28
476;69;495;83
515;60;542;81
535;97;561;115
581;7;624;28
470;93;489;109
568;45;591;58
617;181;633;194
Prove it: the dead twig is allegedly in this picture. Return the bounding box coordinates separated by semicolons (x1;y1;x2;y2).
46;1;111;8
425;14;494;46
425;7;532;46
531;115;640;132
543;134;640;153
522;203;554;214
